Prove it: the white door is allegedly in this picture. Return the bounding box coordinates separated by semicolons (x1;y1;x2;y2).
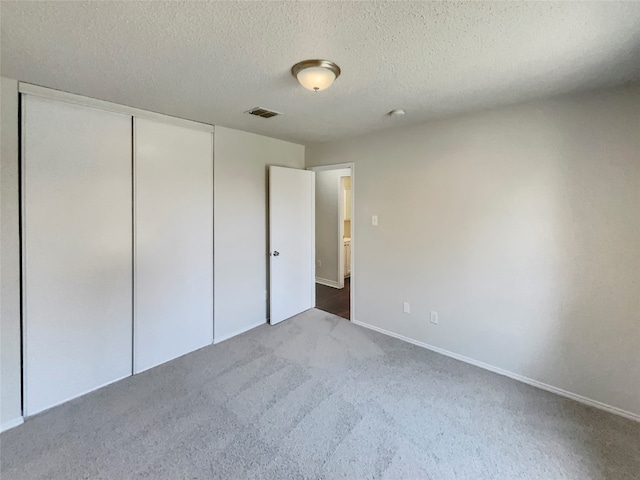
23;95;133;415
134;117;214;373
269;166;315;324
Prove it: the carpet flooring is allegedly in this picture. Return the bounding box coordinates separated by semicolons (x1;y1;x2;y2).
1;309;639;479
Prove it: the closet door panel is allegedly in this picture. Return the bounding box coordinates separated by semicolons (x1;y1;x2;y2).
23;95;133;415
134;118;213;373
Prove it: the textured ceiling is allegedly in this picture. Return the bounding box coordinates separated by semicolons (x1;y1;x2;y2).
2;1;640;144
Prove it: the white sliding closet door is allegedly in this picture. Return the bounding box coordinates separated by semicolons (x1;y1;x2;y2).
23;95;133;415
134;118;213;373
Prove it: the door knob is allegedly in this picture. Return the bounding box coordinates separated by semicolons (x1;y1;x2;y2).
272;251;280;256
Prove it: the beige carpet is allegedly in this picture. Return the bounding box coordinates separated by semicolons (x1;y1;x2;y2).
1;308;639;479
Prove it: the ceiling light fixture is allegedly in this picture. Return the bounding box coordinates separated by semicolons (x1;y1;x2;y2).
291;59;341;92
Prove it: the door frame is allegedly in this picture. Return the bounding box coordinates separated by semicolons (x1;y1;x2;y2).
337;175;346;288
308;163;355;322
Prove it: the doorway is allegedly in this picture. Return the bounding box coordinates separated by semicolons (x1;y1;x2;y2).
309;164;354;321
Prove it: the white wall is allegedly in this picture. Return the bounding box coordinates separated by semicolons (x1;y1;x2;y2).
306;85;640;418
214;126;304;342
1;77;23;430
315;168;349;285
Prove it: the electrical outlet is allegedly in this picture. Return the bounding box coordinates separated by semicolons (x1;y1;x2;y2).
372;215;378;226
430;311;439;324
317;259;321;267
403;302;410;314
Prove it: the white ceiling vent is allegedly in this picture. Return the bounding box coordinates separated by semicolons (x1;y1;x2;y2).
246;107;281;119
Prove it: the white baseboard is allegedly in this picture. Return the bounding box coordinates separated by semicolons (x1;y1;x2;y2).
26;373;133;417
316;277;342;289
1;417;24;433
352;319;640;423
214;320;266;344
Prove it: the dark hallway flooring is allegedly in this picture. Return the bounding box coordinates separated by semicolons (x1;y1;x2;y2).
316;277;350;320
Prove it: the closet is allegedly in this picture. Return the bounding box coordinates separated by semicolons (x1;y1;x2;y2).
22;87;214;415
133;118;213;373
23;95;133;415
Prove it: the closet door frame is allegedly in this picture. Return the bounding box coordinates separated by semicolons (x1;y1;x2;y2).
19;83;213;134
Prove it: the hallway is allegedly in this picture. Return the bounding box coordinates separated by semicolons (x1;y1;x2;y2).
315;278;350;320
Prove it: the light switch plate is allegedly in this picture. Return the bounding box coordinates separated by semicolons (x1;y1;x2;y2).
372;215;378;226
403;302;410;314
430;311;439;324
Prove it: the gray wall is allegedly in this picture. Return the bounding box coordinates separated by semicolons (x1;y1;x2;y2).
1;77;22;430
214;126;305;342
306;85;640;417
315;168;349;285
